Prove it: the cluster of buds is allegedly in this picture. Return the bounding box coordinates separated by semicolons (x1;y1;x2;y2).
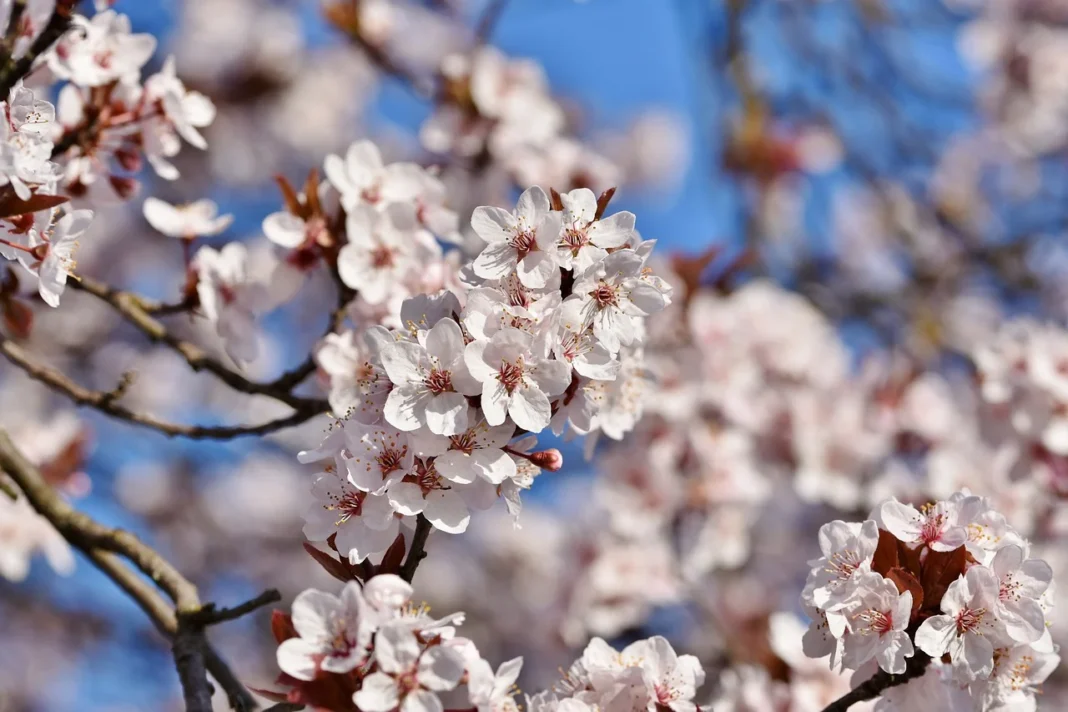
803;492;1059;709
298;173;671;564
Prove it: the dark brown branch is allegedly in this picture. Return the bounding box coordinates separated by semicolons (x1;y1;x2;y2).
0;429;261;711
0;336;323;440
819;652;931;712
399;515;433;583
69;275;327;412
0;3;73;97
188;589;282;626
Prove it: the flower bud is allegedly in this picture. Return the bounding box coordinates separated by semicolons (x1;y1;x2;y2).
529;448;563;472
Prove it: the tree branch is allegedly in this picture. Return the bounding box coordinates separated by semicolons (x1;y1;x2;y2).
819;652;931;712
69;275;327;412
0;336;323;440
399;515;433;583
0;2;73;97
0;429;265;711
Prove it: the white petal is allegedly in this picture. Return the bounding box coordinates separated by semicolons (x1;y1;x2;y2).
276;638;321;682
424;490;470;534
417;647;465;691
508;386;551;432
425;392;468;436
470;206;516;244
263;211;307;248
354;672;401;712
388;482;427;516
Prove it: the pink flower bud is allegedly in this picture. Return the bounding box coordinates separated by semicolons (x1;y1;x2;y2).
529;448;563;472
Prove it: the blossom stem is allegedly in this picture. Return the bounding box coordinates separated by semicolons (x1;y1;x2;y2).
818;652;931;712
399;514;433;583
0;237;37;255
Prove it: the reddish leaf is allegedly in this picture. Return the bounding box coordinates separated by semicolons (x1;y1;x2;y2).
305;169;323;217
871;529;900;577
375;532;407;576
594;187;617;220
247;686;292;703
897;540;924;578
303;542;356;583
0;190;69;219
886;567;924;621
920;545;967;610
271;610;296;643
2;296;33;339
670;246;721;304
549;187;564;211
274;174;305;218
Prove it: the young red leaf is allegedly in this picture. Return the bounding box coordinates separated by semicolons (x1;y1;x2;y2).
594;187;617;220
549;187;564;211
303;542;356;583
920;545;967;610
871;528;900;577
0;190;69;219
886;566;924;621
375;532;407;576
270;610;297;643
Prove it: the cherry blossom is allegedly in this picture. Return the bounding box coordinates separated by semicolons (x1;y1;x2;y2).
380;317;481;436
556;188;636;272
470;186;561;289
315;327;394;421
802;519;879;610
142;197;232;239
841;573;915;674
276;581;371;680
302;471;399;564
353;623;466;712
338;203;435;304
48;10;156;87
915;566;1006;681
464;327;571;432
569;249;667;353
192;242;264;363
877;497;968;553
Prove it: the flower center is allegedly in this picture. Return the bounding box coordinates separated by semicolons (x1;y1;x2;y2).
563;227;589;254
955;606;987;635
1000;574;1023;602
328;488;366;525
424;368;454;395
858;608;894;635
375;444;408;478
371;245;395;269
590;281;618;308
826;549;860;580
508;229;537;259
919;508;947;545
449;431;477;454
497;359;525;393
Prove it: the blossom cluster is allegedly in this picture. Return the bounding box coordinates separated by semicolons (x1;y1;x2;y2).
296;176;670;564
803;494;1059;710
0;4;216;310
266;572;705;712
268;573;518;712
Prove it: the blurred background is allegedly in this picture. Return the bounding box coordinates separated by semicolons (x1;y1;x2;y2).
5;0;1068;709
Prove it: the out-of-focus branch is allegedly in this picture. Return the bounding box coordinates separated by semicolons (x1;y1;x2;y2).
0;429;262;712
0;336;323;439
819;652;931;712
0;2;74;97
69;275;328;411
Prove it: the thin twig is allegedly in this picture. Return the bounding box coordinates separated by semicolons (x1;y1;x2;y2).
399;515;433;583
0;3;73;97
475;0;510;43
0;336;323;440
189;589;282;626
819;652;931;712
69;275;326;412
